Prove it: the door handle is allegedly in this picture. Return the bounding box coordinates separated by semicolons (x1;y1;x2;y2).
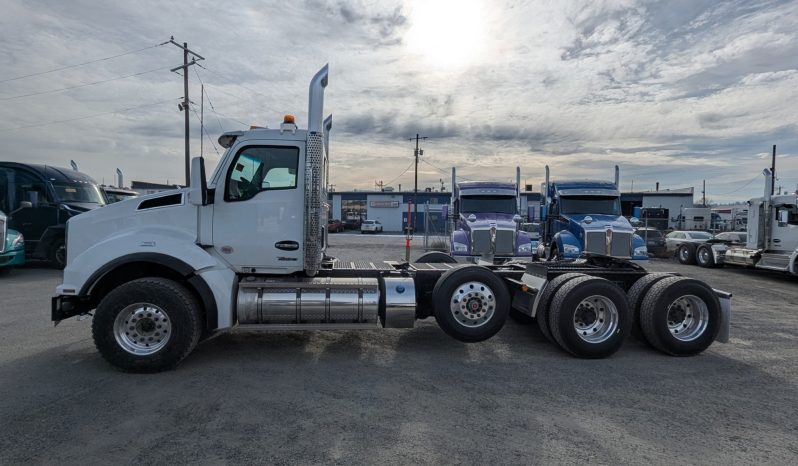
275;241;299;251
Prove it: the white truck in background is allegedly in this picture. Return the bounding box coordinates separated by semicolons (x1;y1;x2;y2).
694;169;798;274
50;66;731;372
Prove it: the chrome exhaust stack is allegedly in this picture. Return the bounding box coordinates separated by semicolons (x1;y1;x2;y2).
614;165;620;188
308;64;329;134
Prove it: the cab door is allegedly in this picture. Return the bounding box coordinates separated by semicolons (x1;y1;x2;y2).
212;142;305;273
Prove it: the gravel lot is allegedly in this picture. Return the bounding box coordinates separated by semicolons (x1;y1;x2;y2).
1;233;797;465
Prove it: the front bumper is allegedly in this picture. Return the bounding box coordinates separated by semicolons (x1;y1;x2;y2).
0;248;25;267
51;295;92;322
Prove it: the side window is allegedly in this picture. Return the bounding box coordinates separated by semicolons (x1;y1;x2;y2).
13;170;50;208
225;146;299;202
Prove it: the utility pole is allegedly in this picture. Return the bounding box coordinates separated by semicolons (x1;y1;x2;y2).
200;84;204;158
702;180;706;206
375;180;384;191
409;133;428;232
168;37;205;186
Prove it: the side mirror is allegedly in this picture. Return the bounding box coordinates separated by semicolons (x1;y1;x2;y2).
189;157;207;206
513;214;522;223
19;201;32;209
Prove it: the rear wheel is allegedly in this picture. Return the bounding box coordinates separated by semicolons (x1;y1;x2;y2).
639;276;720;356
677;244;696;265
696;245;715;268
533;273;586;343
627;273;674;337
92;277;202;372
548;276;630;358
433;265;510;342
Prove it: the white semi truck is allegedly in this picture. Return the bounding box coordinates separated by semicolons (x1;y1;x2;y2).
51;66;731;372
695;169;798;274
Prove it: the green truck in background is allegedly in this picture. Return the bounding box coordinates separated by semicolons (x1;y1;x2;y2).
0;209;25;274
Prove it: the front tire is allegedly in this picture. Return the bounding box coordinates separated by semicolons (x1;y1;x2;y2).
548;276;631;358
92;277;202;372
433;265;510;342
50;238;67;269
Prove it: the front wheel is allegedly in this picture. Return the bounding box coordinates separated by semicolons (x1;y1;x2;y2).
50;238;67;269
92;277;202;372
432;265;510;342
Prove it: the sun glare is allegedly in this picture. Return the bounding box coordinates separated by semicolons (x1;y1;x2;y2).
405;0;486;67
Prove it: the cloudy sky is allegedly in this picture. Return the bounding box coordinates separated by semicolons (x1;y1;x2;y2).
1;0;797;202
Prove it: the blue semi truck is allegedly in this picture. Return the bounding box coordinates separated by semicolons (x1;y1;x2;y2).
443;167;535;263
539;166;647;261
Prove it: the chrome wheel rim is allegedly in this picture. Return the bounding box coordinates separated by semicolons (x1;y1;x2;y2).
666;295;708;342
113;303;172;355
450;281;495;328
55;244;67;266
679;247;690;261
573;295;619;343
698;248;709;264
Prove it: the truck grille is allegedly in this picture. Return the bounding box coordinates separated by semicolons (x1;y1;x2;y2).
0;216;6;254
471;229;515;255
584;230;632;258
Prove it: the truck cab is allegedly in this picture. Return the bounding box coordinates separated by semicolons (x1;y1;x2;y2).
0;162;105;267
449;178;533;262
540;168;647;261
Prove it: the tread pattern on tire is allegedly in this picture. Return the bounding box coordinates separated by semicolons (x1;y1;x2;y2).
639;275;720;356
92;277;202;373
548;275;630;358
627;273;673;336
677;244;696;265
534;273;586;343
696;245;715;268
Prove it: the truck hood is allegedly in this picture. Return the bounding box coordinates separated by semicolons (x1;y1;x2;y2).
460;213;517;231
66;189;195;265
563;213;633;232
61;202;103;212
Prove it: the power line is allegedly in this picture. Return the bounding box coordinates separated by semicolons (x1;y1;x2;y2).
0;42;167;84
421;159;474;181
0;64;173;101
383;160;416;187
193;67;225;131
710;174;763;196
189;102;221;156
0;98;175;133
195;63;283;115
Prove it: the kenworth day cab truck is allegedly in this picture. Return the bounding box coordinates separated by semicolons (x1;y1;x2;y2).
539;166;647;262
51;66;730;372
693;170;798;274
446;167;534;263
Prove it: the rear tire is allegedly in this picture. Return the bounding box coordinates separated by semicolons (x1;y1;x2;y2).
639;276;720;356
416;251;457;263
548;276;630;358
534;273;586;343
627;273;674;338
696;245;715;268
92;277;202;372
677;244;696;265
433;265;510;342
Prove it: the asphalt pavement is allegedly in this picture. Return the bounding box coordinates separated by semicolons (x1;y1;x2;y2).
1;234;796;465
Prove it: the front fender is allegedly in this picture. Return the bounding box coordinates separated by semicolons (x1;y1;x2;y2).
631;233;648;260
33;225;66;259
553;230;581;258
451;230;470;255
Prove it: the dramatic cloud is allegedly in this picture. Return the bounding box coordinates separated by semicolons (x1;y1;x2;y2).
0;0;796;201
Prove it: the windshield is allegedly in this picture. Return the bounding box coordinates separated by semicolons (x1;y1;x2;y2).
560;196;620;215
53;183;106;205
460;195;516;214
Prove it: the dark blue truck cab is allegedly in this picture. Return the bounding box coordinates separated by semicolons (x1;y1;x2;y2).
0;162;105;267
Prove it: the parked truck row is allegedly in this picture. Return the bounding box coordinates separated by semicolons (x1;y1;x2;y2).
50;66;731;372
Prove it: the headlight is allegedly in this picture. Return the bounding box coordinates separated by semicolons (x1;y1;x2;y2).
562;244;580;255
453;242;468;252
11;234;24;249
633;246;648;257
518;242;532;252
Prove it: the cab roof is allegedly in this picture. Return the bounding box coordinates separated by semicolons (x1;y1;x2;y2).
0;162;98;184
